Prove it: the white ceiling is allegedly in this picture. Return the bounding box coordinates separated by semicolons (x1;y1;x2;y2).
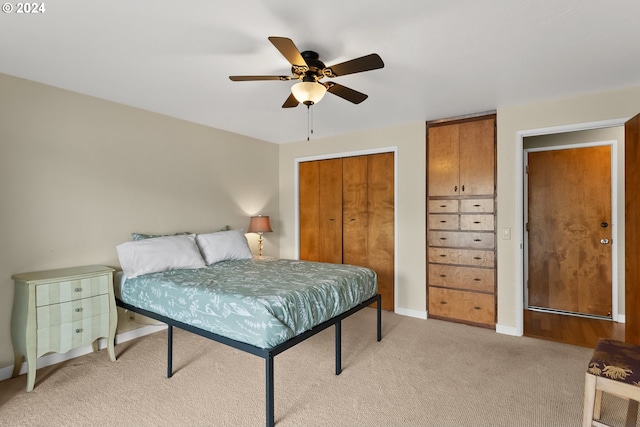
2;0;639;144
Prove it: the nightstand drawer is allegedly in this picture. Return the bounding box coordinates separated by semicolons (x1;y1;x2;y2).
36;294;110;328
36;313;111;355
35;274;110;306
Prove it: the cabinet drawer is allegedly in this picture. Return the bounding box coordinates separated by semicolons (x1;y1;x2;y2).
35;274;110;306
37;313;110;356
460;199;494;213
460;214;494;231
428;231;495;249
428;199;458;213
428;287;495;325
36;294;109;328
428;214;459;230
428;247;494;268
428;264;495;293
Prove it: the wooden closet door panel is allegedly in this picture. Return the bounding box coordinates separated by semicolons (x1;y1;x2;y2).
458;117;495;196
299;161;320;261
318;159;343;264
343;156;369;267
428;125;459;196
367;152;395;310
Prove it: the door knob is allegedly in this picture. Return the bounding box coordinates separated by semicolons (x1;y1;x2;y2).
600;238;610;245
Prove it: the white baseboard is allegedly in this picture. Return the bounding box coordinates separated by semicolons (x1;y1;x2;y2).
0;324;167;382
395;307;428;320
496;323;521;337
617;314;626;323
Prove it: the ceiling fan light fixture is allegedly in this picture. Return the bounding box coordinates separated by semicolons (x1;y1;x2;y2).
291;81;327;105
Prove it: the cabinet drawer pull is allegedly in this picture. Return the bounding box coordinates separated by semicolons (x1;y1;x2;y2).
473;278;482;282
75;307;83;312
454;185;458;192
439;237;447;240
473;204;481;207
440;301;447;305
473;221;481;224
75;328;83;333
461;185;465;192
439;274;447;278
439;204;447;208
473;239;482;242
473;256;482;260
473;306;481;310
74;288;82;292
439;220;447;223
439;254;447;258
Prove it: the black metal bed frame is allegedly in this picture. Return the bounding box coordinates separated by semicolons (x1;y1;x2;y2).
116;294;382;427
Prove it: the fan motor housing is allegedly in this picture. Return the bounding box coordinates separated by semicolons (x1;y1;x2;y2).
292;51;326;81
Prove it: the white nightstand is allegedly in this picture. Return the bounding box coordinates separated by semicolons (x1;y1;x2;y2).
10;265;117;391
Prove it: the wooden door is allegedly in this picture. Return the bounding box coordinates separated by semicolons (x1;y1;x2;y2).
367;152;395;311
459;118;495;196
299;159;343;263
343;156;369;267
428;125;459;196
527;146;612;317
626;113;640;344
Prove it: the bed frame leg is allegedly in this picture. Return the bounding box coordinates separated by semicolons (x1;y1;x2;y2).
335;320;342;375
266;355;274;427
377;294;382;342
167;324;173;378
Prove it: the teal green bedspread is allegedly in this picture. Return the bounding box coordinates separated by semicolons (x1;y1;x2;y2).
120;257;377;349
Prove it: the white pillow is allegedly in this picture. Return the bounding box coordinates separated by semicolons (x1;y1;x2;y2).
196;229;253;265
116;234;206;278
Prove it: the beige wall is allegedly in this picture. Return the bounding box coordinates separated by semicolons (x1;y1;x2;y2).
278;122;427;315
497;86;640;333
0;73;280;370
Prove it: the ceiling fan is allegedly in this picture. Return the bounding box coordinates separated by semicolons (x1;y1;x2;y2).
229;37;384;108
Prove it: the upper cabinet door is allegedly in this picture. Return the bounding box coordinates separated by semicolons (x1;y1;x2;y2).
428;116;495;198
428;124;460;197
459;117;495;196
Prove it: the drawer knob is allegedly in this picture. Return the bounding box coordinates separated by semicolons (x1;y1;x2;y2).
75;328;83;333
473;306;481;310
74;287;82;292
75;307;83;312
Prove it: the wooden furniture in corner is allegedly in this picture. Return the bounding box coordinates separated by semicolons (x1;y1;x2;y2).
426;113;497;328
10;265;117;391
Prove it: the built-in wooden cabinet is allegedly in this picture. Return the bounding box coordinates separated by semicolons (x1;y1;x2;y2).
427;114;496;328
299;152;394;311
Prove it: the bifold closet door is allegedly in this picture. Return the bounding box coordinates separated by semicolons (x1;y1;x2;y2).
299;159;343;264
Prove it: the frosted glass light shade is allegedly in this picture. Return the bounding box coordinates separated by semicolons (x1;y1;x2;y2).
291;82;327;105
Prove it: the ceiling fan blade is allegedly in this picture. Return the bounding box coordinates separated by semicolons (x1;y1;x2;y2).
268;37;308;67
324;82;368;104
325;53;384;77
282;93;299;108
229;75;291;81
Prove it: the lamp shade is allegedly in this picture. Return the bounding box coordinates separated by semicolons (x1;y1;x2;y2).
247;215;273;233
291;82;327;105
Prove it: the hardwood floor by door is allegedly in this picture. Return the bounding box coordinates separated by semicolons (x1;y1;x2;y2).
524;309;624;349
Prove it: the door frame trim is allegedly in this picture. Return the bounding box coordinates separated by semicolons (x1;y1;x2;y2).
514;118;629;336
294;146;399;313
523;140;619;320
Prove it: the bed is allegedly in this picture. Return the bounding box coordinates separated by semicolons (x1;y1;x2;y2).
114;230;382;427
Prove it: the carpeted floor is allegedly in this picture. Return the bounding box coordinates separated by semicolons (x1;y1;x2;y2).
0;309;636;426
